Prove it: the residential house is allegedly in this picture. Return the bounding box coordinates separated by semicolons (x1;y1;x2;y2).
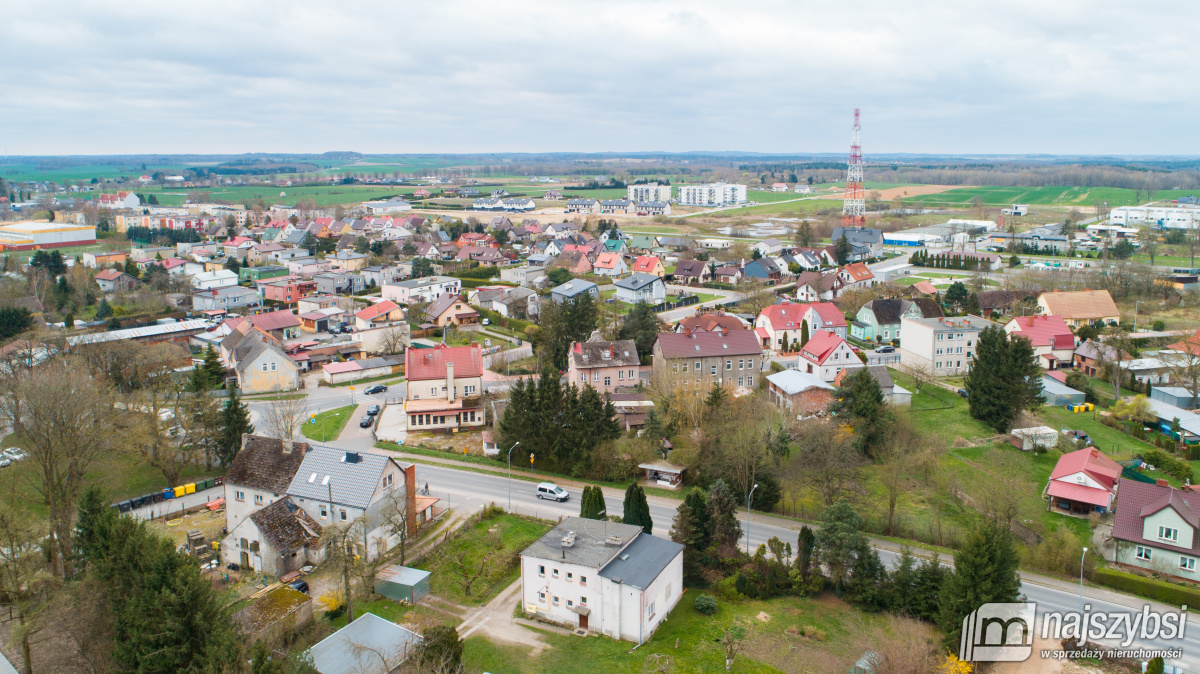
784;250;822;271
834;365;911;406
837;263;876;291
559;250;593;275
794;271;843;302
830;227;884;260
243;310;303;341
631;256;665;278
499;265;546;287
599;199;635;215
308;613;422;674
261;278;315;305
565;199;599;214
381;276;462;304
1073;340;1128;377
94;269;138;293
82;251;129;268
712;266;741;284
636;201;671;216
568;332;640;394
627;235;657;252
193;286;263;313
192;269;240;290
1111;478;1200;581
741;258;782;282
423;294;479;327
354;301;405;330
797;331;861;382
613;273;666;305
329;251;369;272
851;299;923;344
978;289;1041;318
671;260;711;285
1038;289;1120;327
404;343;486;432
766;370;835;415
503;198;535;212
223;328;301;393
592;252;627;277
1004;315;1077;370
519;517;683;640
240;265;290;283
754;302;810;351
550;279;599;304
285;257;332;278
898;315;990;377
470;286;539;319
220;435;311;571
313;271;365;295
360;265;404;288
652;330;763;389
287;446;413;561
753;238;785;257
543;190;562;200
675;310;745;334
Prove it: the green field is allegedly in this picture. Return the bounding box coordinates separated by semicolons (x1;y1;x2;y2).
302;404;356;442
894;185;1196;208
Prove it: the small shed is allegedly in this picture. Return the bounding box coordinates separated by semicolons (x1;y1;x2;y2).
1040;376;1085;406
1011;426;1059;452
1152;386;1198;410
308;612;422;674
638;460;685;488
374;565;431;604
232;586;313;645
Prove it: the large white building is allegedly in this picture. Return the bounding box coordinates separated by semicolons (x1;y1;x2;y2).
627;183;673;203
520;517;683;643
898;315;991;377
381;276;462;304
676;183;747;207
0;221;97;251
1111;206;1200;229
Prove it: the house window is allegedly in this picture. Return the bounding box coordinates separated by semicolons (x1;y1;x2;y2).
1160;526;1179;542
538;565;545;577
383;474;393;489
593;372;599;381
726;360;732;371
695;361;701;371
604;377;611;387
340;509;347;521
935;362;942;369
580;374;586;382
647;601;655;619
270;361;277;372
261;363;268;372
234;490;245;501
567;572;573;581
747;376;754;386
629;370;634;378
710;365;717;375
618;371;624;380
254;494;263;505
739;377;744;387
552;596;560;606
580;596;587;604
681;363;688;373
1136;546;1152;561
553;569;559;578
580;576;587;586
538;591;546;601
1183;557;1196;571
937;334;943;341
319;505;327;519
936;348;943;356
749;359;755;369
430;387;438;396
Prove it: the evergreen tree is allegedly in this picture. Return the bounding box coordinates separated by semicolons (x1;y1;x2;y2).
411;257;434;279
796;525;816;575
939;521;1021;648
216;387;253;467
680;487;710;550
834;235;852;266
0;307;32;339
829;367;889;458
944;282;969;313
63;312;74;328
965;292;981;316
813;499;868;590
124;257;139;277
912;555;949;622
225;256;241;273
201;343;226;384
842;538;887;610
418;625;464;671
618;302;660;361
885;546;919;615
643;410;667;456
1007;334;1044;414
800;320;810;347
965;327;1042;432
622;483;651;534
707;479;742;552
704;383;729;413
579;485;606;520
95;298;113;320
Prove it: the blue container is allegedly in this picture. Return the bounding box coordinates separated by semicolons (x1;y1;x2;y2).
162;488;175;500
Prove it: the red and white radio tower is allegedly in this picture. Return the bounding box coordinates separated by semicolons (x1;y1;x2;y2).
841;108;866;227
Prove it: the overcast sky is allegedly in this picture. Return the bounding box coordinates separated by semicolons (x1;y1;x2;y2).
2;1;1197;156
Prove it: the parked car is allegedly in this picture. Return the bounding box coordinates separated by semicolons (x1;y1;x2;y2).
0;458;12;468
874;345;895;353
365;384;388;395
359;415;374;428
536;482;569;501
2;448;25;461
288;579;309;594
956;388;969;399
367;405;380;416
482;318;491;326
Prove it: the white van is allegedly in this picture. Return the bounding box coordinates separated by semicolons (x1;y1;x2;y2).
536;482;569;501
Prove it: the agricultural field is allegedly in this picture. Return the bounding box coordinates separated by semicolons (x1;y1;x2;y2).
900;185;1142;207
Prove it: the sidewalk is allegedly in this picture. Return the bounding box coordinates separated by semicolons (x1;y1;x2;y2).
125;485;223;521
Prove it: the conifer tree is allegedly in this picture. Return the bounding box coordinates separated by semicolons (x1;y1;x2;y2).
622;483;651;534
707;479;742;551
216;387;253;467
940;520;1021;648
800;320;810;348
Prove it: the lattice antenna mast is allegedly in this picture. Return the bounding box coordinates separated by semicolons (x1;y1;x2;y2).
841;108;866;227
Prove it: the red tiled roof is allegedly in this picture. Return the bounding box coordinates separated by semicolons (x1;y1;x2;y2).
1007;315;1075;350
1050;447;1121;490
678;312;745;334
913;281;938;295
405;343;483;381
841;263;874;281
95;269;126;281
655;330;763;359
800;330;847;366
355;300;400;321
632;256;660;273
251;310;301;331
1047;481;1112;508
1112;478;1200;556
594;252;622;269
759;302;808;330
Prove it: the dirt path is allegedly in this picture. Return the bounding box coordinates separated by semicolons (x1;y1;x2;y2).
457;578;550;654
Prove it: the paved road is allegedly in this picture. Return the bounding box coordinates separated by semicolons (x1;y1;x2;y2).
659;284;745;323
405;459;1200;670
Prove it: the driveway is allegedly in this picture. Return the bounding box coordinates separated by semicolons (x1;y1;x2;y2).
458;579;550;654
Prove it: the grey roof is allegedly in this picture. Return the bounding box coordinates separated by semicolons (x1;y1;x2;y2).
571;333;639;369
832;226;883;246
287;445;395;510
308;612;422;674
598;530;684;590
766;369;833;394
522;517;644;570
864;299;905;325
613;273;662;291
902;315;991;331
551;279;598;298
1040;376;1084;399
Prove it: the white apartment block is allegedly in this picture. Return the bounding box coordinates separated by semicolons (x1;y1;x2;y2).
1110;206;1199;230
898;315;991;377
627;183;673;203
676;183;747;207
381;276;462;304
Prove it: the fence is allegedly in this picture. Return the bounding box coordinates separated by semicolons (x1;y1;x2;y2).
484;344;532;369
651;295;700;313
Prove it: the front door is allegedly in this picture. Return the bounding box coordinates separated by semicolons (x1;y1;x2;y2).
579;614;588;630
240;551;249;568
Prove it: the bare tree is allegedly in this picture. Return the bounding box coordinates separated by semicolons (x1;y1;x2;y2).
376;487;412;566
1097;333;1135;402
320;516;367;624
792;421;862;506
261;396;310;440
899;362;933;397
715;622;747;672
0;357;115;576
450;549;496;598
0;501;55;674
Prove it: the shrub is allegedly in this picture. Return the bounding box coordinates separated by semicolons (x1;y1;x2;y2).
1153;320;1166;332
1093;567;1200;607
694;594;718;615
712;575;745;602
1142;448;1194;483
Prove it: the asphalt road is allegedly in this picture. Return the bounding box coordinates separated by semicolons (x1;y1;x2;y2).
412;461;1200;670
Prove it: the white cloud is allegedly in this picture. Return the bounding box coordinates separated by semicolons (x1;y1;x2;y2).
1;0;1197;154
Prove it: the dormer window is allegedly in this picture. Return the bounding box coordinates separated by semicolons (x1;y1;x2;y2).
1160;526;1180;543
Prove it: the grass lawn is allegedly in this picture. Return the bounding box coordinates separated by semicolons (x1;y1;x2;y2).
691;292;720;303
301;404;356;442
464;593;929;674
415;513;551;606
327;373;405;388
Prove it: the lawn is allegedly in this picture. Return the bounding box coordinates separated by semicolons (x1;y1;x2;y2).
327;373;405;388
415;512;551;606
301;404;356;442
463;593;930;674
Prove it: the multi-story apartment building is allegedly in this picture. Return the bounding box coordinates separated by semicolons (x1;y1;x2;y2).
382;276;462;304
568;332;640;394
627;183;673;203
898;315;990;377
652;330;763;389
403;343;486;432
675;183;747;207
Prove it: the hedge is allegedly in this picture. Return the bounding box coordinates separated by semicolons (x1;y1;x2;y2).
458;277;517;289
1093;567;1200;607
451;266;501;280
1142;448;1194;483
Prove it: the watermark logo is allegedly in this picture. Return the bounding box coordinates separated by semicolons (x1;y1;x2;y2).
959;602;1036;662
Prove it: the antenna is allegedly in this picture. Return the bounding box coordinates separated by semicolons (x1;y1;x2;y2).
841;109;866;227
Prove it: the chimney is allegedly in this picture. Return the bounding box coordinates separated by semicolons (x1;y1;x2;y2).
1157;479;1169;487
281;439;293;454
404;464;417;533
446;360;456;402
241;433;250;451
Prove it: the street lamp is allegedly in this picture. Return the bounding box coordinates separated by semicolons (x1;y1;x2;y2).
309;411;328;443
745;483;759;554
1079;547;1088;645
506;442;520;511
1133;301;1143;333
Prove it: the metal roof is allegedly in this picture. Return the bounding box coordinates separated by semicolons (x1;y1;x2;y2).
598;532;684;590
66;319;211;346
308;612;422;674
522;517;643;570
287;445;394;510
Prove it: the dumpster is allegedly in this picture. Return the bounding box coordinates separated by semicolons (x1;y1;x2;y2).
184;483;196;495
163;488;176;500
174;485;186;498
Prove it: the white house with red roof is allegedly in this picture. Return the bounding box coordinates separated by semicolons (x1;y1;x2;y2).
754;301;848;351
1004;314;1076;370
98;191;140;210
404;343;485;432
805;303;848;340
354;300;405;330
1045;446;1121;515
631;255;665;277
836;263;876;291
797;331;862;382
592;252;627;277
